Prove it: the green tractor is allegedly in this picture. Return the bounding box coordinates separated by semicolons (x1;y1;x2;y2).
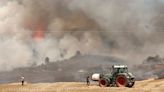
91;65;135;87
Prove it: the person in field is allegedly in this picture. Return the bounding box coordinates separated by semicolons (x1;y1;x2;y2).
86;76;90;86
21;76;25;86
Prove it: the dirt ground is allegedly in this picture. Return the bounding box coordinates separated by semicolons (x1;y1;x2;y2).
0;79;163;92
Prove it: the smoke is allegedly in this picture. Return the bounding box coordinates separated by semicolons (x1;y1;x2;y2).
0;0;163;71
68;0;164;63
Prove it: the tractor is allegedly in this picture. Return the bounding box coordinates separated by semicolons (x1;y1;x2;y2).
91;65;135;87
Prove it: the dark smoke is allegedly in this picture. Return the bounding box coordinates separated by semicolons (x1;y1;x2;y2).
0;0;164;71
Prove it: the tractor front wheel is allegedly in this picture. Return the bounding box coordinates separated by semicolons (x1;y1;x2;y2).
99;79;108;87
127;81;135;87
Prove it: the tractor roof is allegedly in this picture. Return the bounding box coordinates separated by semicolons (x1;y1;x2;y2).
113;65;127;68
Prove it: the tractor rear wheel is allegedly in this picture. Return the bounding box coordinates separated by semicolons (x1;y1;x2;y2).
115;75;127;87
99;79;108;87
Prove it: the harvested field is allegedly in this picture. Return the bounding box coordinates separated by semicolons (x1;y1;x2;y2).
0;79;163;92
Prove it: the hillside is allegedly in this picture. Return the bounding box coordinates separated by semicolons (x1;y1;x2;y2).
0;55;126;83
0;55;163;83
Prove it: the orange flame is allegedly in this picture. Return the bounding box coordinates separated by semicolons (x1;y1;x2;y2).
33;22;45;41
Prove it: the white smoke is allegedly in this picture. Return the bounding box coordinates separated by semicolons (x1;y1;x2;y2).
0;0;163;71
68;0;164;63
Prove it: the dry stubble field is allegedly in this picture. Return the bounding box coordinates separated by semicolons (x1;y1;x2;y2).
0;79;163;92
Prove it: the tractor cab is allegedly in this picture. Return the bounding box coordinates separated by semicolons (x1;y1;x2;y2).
111;65;128;75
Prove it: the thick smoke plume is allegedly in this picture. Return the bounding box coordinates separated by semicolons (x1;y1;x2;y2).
0;0;164;71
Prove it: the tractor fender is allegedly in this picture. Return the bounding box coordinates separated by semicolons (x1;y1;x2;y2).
117;73;129;78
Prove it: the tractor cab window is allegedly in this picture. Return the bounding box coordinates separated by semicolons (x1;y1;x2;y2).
111;67;117;75
118;68;128;73
125;67;128;72
111;66;128;75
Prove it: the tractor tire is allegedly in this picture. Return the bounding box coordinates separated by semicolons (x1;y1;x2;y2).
99;79;108;87
115;75;128;87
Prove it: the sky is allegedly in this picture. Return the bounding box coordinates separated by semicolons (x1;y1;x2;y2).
159;0;164;3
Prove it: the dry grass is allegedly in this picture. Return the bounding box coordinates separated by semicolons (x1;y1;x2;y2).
0;79;163;92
